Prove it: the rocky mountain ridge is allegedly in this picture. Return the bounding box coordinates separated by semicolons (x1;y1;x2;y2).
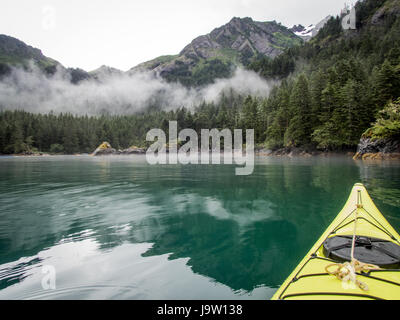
0;15;328;86
0;34;60;76
130;17;303;85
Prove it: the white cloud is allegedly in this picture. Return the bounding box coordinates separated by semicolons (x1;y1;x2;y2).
0;63;273;115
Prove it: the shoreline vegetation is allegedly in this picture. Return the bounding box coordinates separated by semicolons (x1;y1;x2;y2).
0;96;399;160
2;142;399;160
3;153;400;160
2;96;400;160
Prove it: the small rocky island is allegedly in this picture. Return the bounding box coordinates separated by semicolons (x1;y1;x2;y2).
353;137;400;160
92;142;146;156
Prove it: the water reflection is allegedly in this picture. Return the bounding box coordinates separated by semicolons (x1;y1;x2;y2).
355;160;400;220
0;156;399;299
0;257;42;290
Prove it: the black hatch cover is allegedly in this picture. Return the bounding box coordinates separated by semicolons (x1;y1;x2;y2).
323;235;400;269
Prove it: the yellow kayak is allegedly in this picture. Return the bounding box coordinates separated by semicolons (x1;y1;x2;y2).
272;183;400;300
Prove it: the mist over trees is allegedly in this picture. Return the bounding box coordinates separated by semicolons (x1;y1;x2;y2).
0;92;256;154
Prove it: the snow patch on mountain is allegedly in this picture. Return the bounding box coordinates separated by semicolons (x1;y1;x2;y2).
291;15;331;41
291;24;315;40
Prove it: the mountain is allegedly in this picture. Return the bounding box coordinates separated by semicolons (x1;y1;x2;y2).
129;17;302;86
1;16;302;87
249;0;400;151
0;15;330;87
312;15;332;37
290;24;315;41
0;34;60;76
62;65;125;84
0;34;93;84
181;17;300;60
0;35;127;84
290;15;331;41
89;65;124;81
2;0;400;156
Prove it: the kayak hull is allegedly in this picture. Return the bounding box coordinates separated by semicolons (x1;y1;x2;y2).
271;183;400;300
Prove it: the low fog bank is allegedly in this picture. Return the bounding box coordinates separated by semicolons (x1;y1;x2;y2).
0;63;274;115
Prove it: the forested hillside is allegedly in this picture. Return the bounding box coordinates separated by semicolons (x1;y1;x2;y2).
249;0;400;150
0;0;400;155
0;93;248;154
130;17;302;86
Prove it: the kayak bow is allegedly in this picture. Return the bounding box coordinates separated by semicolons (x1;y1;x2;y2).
272;183;400;300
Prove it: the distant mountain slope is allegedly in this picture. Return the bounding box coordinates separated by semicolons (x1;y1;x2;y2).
0;34;60;75
312;15;332;37
0;35;125;84
89;65;124;80
0;17;305;87
290;24;315;41
130;17;302;86
290;16;331;41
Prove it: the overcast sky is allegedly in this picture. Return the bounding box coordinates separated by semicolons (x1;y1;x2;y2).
1;0;349;71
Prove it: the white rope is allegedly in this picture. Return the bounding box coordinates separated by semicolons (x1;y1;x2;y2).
325;191;381;291
350;206;358;264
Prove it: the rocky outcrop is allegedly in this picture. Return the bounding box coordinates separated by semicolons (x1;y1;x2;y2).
256;148;273;156
92;142;146;156
92;142;116;156
256;147;316;157
354;152;400;160
119;146;146;155
353;137;400;160
371;2;400;25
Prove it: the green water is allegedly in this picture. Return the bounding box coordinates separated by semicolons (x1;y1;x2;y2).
0;155;400;299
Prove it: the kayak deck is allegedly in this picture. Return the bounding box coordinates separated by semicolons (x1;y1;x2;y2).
272;183;400;300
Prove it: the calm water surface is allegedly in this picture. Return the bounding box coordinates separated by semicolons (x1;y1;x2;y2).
0;155;400;299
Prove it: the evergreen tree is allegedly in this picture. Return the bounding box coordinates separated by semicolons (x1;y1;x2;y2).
62;124;79;154
285;75;312;147
8;121;25;154
376;59;400;103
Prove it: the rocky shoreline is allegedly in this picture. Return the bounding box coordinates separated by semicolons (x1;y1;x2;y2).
92;142;146;156
256;136;400;160
353;137;400;160
255;147;355;158
3;138;400;160
91;142;354;158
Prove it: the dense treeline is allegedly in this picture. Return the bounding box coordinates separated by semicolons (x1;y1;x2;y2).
0;93;263;154
248;0;400;150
